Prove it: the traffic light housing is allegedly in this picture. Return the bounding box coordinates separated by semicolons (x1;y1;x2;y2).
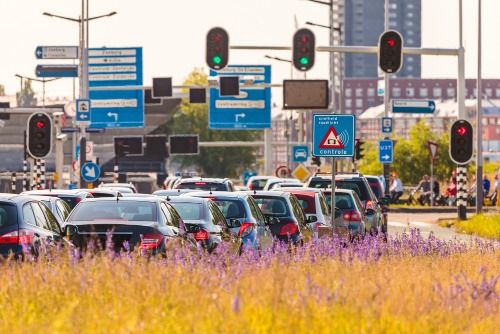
378;30;403;74
293;28;315;71
27;112;52;159
206;27;229;70
312;156;321;167
450;120;473;164
355;139;365;160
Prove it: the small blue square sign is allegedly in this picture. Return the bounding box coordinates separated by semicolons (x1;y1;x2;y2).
382;117;392;133
313;114;355;157
292;145;309;162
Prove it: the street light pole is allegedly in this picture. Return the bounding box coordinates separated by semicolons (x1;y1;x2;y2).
476;0;483;213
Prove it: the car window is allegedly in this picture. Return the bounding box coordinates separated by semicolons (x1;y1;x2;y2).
170;202;203;220
68;201;157;222
160;203;174;227
176;182;227;191
22;203;37;227
55;200;71;221
247;197;265;226
289;196;306;225
31;202;51;230
0;204;17;228
319;194;330;216
335;193;355;210
335;180;371;201
167;204;181;228
211;199;246;219
351;193;364;213
39;202;62;233
209;202;227;227
253;196;290;217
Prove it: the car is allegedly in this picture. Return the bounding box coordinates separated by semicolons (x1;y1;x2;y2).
79;188;123;198
165;196;234;253
182;191;274;253
263;178;303;191
330;189;367;241
246;176;278;191
244;191;308;245
311;173;384;236
174;178;235;192
163;176;181;190
21;189;94;210
273;182;305;189
0;194;67;258
26;195;72;227
64;197;194;254
364;175;390;235
275;189;331;233
99;183;138;193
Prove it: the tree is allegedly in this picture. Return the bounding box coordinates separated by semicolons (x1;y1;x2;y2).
358;120;455;185
16;79;37;107
0;84;5;96
165;69;261;178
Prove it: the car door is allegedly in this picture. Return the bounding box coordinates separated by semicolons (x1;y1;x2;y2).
29;202;61;252
288;195;307;229
159;203;179;238
55;199;71;226
208;202;231;241
247;196;273;250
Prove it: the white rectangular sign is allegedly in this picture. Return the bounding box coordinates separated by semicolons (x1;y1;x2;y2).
88;65;137;73
36;46;79;59
215;100;266;109
88;57;136;64
91;99;138;108
89;73;137;81
88;49;137;57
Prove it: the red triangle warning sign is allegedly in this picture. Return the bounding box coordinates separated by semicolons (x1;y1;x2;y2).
319;126;345;149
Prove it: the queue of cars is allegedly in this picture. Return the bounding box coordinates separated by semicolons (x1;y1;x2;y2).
0;173;389;259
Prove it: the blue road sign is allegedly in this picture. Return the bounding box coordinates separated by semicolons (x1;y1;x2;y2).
76;99;91;123
382;117;393;133
379;139;394;164
242;170;257;185
81;162;101;183
88;47;144;128
313;114;355;157
392;99;436;114
36;65;78;78
35;46;78;59
61;127;80;133
292;145;309;163
209;65;271;129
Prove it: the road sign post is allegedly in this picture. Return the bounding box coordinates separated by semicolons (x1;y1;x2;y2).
428;140;438;206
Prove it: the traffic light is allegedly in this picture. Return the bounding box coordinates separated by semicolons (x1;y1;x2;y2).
312;156;321;167
293;28;315;71
355;139;365;160
27;112;52;159
378;30;403;74
206;27;229;70
450;120;473;164
169;135;199;155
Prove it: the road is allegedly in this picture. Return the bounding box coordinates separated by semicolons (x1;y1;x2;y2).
387;212;474;241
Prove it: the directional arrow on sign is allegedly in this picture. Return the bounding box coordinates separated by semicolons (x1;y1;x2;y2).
35;47;43;58
382;154;391;161
235;113;246;122
84;166;96;178
107;112;118;121
392;100;436;114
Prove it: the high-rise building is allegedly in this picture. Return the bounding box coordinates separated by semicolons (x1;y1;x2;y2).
337;0;421;78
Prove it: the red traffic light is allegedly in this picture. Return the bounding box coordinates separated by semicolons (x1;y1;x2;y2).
456;126;467;136
387;39;396;47
36;121;46;129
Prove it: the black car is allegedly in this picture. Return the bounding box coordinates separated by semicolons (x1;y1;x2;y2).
22;189;94;210
0;194;65;258
173;178;235;192
64;197;193;254
244;191;307;245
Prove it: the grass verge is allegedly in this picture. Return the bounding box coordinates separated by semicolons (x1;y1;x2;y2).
439;214;500;239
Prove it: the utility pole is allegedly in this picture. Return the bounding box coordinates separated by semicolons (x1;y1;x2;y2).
476;0;483;213
383;0;391;194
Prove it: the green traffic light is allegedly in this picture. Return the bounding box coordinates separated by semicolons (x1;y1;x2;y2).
212;56;222;65
299;57;309;66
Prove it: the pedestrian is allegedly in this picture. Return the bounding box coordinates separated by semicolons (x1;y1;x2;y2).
389;172;404;204
445;176;457;206
415;175;431;205
482;175;491;198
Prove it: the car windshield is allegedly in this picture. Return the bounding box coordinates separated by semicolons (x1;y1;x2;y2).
252;196;290;217
176;182;227;191
335;180;371;201
170;202;203;220
210;199;246;219
0;203;18;228
250;179;268;190
369;183;382;199
58;196;80;209
68;201;157;222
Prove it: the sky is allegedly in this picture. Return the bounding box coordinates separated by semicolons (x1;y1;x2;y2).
0;0;499;99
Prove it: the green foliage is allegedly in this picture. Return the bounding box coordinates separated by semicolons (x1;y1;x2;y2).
0;84;5;96
444;214;500;239
359;120;455;185
165;68;260;178
16;79;37;107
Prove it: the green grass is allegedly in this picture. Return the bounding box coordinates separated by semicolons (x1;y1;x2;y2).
440;214;500;239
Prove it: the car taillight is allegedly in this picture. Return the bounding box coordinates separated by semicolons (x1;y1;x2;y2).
279;223;298;236
195;182;207;185
139;233;164;250
194;229;210;241
0;229;33;245
238;222;254;237
248;183;254;190
343;210;362;222
365;200;376;211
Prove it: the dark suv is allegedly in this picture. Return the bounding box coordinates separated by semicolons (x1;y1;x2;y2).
306;173;385;235
173;178;235;192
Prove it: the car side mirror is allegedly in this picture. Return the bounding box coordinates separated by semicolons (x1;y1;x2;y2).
379;197;390;206
307;216;318;223
64;225;77;238
228;219;241;228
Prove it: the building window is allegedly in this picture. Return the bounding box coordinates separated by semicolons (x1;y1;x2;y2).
406;87;415;97
389;3;397;9
485;88;493;97
447;88;456;98
407;39;414;45
355;88;363;97
355;109;363;115
355;99;363;108
345;99;352;108
489;118;496;125
497;118;500;125
407;56;414;62
433;87;442;98
473;88;477;97
345;109;352;114
408;4;414;9
367;88;375;97
406;21;414;27
419;88;428;97
345;88;352;97
496;88;500;97
407;66;414;72
407;12;414;18
392;87;401;97
482;119;488;125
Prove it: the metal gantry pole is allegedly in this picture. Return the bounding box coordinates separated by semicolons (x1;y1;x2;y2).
476;0;483;213
457;0;467;220
329;0;335;113
383;0;391;194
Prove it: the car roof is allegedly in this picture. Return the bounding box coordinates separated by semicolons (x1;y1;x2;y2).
0;193;26;203
81;197;163;203
22;189;88;196
183;191;247;199
242;190;290;198
120;193;157;198
100;183;135;188
79;188;121;195
177;177;229;183
25;195;59;202
153;189;196;196
166;196;210;204
275;187;322;193
284;191;317;198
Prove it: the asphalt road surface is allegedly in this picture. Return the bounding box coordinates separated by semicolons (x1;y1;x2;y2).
388;212;475;241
